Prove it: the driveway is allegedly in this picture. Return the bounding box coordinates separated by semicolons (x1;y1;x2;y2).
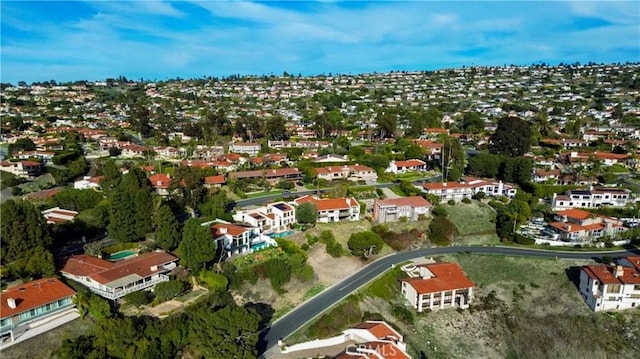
380;187;402;199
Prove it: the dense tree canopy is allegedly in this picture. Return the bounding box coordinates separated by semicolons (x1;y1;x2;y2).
154;203;181;250
296;202;318;225
490;116;532;157
189;304;261;359
348;231;384;257
178;218;216;272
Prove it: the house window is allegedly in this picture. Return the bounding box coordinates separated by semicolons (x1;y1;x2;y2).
606;284;621;293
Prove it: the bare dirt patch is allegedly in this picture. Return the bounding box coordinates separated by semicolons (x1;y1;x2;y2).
233;243;367;319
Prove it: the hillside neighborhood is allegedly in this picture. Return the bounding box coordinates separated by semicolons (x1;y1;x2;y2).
1;62;640;358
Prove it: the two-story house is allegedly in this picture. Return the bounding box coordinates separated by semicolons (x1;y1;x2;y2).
422;178;517;201
1;278;77;346
547;208;627;242
579;257;640;311
0;160;42;178
294;195;360;223
229;142;260;156
211;223;276;255
400;262;475;312
373;196;432;223
551;187;632;210
232;201;296;234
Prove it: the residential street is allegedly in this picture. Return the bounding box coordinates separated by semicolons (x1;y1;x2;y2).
259;245;640;356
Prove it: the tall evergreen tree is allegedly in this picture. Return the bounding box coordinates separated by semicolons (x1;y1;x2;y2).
1;199;52;263
107;188;138;242
178;219;216;272
134;190;153;239
155;203;181;250
490;116;532;157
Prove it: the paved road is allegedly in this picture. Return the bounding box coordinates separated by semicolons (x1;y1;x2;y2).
259;245;640;355
234;176;440;208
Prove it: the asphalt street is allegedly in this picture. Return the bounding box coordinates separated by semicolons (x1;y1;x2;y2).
259;245;640;354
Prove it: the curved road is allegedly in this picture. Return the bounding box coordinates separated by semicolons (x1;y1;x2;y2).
259;245;639;354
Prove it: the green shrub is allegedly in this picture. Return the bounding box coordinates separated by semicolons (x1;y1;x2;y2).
295;264;315;281
52;151;80;166
392;305;415;324
264;258;291;293
319;230;335;243
326;241;344;258
371;224;389;235
513;233;535;245
431;205;448;217
306;296;361;339
472;191;486;200
429;216;458;246
123;290;152;307
88;295;112;320
198;270;229;291
447;199;456;206
462;197;472;204
154;280;190;302
301;243;310;251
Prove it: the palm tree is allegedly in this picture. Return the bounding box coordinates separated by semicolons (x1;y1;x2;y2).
72;289;91;318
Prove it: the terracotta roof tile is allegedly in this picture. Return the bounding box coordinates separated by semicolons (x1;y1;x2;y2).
401;262;475;295
0;278;76;319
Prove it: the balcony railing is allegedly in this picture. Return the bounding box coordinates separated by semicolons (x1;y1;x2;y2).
88;275;169;300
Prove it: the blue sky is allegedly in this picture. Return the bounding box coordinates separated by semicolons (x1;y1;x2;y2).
1;1;639;84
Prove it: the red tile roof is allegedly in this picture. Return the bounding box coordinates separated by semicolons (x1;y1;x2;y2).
554;208;594;221
211;223;250;237
91;252;178;285
295;195;359;211
61;252;178;285
583;264;640;285
149;173;171;189
204;175;226;185
401;262;475;295
395;159;426;168
61;254;114;277
376;196;431;208
0;278;76;319
354;321;402;341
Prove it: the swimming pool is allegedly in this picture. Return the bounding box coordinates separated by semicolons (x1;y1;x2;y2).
106;249;137;261
269;230;294;239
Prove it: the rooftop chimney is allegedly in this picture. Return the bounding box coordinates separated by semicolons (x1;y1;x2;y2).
7;298;16;309
615;265;624;278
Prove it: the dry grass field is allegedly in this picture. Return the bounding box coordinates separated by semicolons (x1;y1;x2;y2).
287;254;640;359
